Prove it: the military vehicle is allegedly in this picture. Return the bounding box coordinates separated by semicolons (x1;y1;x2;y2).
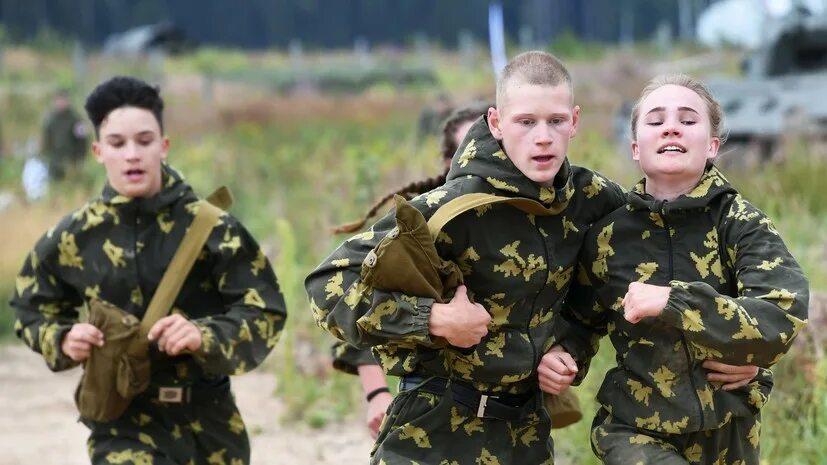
706;4;827;162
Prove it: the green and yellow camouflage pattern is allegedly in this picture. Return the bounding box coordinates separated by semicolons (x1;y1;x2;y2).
559;165;809;462
306;117;626;463
11;163;286;464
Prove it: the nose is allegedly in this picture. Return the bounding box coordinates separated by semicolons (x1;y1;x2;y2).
533;122;553;145
662;120;681;137
124;141;140;161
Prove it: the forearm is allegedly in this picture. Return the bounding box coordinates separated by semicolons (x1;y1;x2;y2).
660;280;808;366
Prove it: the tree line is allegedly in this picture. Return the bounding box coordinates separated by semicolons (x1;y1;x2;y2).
0;0;716;50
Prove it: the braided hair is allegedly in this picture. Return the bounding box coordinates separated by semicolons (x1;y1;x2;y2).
333;100;492;234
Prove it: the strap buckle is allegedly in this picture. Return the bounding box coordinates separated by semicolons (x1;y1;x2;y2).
158;387;186;403
477;394;498;418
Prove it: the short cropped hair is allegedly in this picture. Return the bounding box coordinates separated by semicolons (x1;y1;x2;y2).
84;76;165;138
496;51;573;109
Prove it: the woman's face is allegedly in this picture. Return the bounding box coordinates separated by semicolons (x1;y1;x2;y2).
632;84;719;187
92;106;169;198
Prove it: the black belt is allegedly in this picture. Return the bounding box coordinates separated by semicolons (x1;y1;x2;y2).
145;377;230;405
400;375;537;422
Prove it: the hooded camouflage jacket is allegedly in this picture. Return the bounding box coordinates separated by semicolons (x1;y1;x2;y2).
11;164;286;385
306;117;625;394
559;165;809;433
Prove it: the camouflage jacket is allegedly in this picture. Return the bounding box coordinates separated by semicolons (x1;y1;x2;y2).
331;340;377;375
559;166;809;433
306;117;625;394
11;164;287;385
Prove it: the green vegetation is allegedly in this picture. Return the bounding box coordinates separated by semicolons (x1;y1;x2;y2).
0;45;823;464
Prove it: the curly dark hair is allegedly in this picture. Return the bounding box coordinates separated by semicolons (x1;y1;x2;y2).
84;76;165;138
333;100;491;234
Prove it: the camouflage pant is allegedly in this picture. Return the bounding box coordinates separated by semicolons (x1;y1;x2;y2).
591;407;761;465
84;388;249;465
371;382;554;465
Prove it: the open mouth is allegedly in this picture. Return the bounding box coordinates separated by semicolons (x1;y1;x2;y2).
657;144;687;154
125;169;145;180
532;155;555;163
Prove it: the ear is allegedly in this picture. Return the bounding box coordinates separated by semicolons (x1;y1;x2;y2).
569;105;581;138
707;137;720;160
92;141;103;163
631;141;641;161
160;137;170;160
487;107;503;140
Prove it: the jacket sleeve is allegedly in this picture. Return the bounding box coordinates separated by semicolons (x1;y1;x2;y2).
191;214;287;376
658;196;809;367
10;225;83;372
331;341;378;375
305;204;437;349
556;259;611;385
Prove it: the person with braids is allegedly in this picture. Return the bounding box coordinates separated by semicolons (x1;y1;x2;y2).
331;100;491;439
10;76;287;465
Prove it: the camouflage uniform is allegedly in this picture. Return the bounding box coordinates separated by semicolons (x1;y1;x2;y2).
332;341;378;374
558;166;809;465
306;117;626;464
41;106;88;181
11;164;287;465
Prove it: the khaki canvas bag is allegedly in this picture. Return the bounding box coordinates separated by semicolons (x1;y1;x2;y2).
74;188;231;422
360;193;582;428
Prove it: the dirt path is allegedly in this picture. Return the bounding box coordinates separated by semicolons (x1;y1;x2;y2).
0;345;372;465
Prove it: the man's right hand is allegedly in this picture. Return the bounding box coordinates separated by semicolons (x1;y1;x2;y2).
60;323;104;362
428;285;491;348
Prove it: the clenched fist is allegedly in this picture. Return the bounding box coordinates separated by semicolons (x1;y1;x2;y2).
147;314;202;356
429;285;491;348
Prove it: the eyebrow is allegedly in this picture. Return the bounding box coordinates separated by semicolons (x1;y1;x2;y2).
104;130;155;139
645;106;699;116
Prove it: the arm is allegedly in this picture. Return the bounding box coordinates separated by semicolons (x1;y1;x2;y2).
188;216;287;376
10;227;84;371
306;209;437;349
630;199;809;367
555;262;612;385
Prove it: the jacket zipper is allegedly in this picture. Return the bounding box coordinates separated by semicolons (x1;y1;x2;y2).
527;221;551;378
662;212;705;431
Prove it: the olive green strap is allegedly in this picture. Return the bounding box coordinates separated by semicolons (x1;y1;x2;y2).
427;192;563;237
138;189;230;336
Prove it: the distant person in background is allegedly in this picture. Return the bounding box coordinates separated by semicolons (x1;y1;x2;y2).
41;88;88;181
332;101;491;439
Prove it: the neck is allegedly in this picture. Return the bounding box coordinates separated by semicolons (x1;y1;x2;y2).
644;174;703;201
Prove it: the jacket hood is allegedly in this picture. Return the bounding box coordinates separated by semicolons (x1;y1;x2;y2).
627;164;737;215
100;163;193;213
446;116;574;208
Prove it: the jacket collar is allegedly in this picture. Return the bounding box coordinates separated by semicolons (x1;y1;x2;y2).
627;165;736;215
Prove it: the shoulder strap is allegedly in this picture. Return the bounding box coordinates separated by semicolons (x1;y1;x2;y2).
139;188;231;335
426;192;563;238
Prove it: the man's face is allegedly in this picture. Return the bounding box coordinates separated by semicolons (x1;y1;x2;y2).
92;106;169;198
487;82;579;186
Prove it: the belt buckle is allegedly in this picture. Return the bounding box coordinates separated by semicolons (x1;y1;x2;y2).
476;394;497;418
158;387;185;403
